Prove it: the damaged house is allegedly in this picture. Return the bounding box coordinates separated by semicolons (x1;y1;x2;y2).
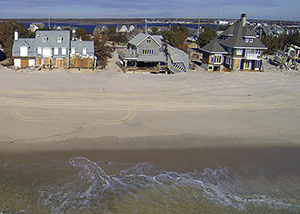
273;44;300;70
12;30;95;69
199;13;267;72
117;33;189;73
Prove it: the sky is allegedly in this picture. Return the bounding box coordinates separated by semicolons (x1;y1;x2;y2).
0;0;299;21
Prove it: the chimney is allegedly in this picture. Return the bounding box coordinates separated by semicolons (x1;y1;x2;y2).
14;31;19;41
241;13;246;26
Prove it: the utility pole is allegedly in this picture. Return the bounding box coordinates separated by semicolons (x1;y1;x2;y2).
145;14;147;34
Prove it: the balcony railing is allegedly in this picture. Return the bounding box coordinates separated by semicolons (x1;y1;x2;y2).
244;53;261;60
117;49;138;60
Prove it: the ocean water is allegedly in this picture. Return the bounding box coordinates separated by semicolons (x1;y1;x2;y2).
1;156;300;213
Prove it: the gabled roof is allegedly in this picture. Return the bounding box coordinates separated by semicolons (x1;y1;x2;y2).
129;33;163;47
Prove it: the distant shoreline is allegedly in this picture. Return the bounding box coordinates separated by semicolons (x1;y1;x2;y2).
0;18;298;26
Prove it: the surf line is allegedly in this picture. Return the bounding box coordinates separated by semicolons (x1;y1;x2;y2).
10;106;136;125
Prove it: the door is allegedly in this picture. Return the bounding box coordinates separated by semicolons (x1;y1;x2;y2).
21;59;29;67
56;59;63;68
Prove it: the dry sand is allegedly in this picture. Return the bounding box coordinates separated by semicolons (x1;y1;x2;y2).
0;52;300;171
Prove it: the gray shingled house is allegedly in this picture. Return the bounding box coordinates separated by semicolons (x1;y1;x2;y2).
70;40;95;68
12;30;95;69
199;13;267;72
117;33;189;73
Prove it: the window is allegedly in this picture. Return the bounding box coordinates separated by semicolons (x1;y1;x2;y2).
146;37;151;43
236;49;243;55
37;47;42;55
245;38;254;43
211;55;222;64
20;46;28;57
225;57;232;67
54;47;59;55
62;47;67;55
42;36;48;43
244;60;250;69
57;36;62;43
142;49;154;55
83;48;87;55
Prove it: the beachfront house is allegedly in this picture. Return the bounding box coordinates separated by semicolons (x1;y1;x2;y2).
12;30;95;69
117;33;189;73
273;44;300;70
70;40;96;68
200;13;267;72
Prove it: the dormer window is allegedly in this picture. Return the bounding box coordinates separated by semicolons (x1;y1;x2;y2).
42;36;48;43
57;36;63;43
245;38;254;43
83;48;87;55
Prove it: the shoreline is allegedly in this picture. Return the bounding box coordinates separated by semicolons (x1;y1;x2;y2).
1;134;300;175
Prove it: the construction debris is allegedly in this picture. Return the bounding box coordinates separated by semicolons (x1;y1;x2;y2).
273;44;300;70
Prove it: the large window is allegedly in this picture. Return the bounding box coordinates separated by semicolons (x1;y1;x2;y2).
211;55;222;64
142;49;154;55
20;46;28;57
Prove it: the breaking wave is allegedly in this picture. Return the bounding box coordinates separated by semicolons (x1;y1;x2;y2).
32;157;300;213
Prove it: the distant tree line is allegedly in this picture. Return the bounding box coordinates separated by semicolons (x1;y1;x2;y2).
261;32;300;54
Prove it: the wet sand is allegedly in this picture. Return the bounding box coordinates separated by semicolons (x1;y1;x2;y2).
0;53;300;174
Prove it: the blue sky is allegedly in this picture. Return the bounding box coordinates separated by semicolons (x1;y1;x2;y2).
1;0;299;21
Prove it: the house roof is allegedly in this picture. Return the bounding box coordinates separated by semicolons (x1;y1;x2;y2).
167;45;189;63
218;19;267;49
201;15;267;54
35;30;70;48
200;38;228;54
71;40;94;54
129;33;163;47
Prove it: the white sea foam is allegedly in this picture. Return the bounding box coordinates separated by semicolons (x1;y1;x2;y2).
33;157;300;213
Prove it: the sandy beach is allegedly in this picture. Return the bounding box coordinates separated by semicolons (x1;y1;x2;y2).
0;51;300;170
1;52;300;213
